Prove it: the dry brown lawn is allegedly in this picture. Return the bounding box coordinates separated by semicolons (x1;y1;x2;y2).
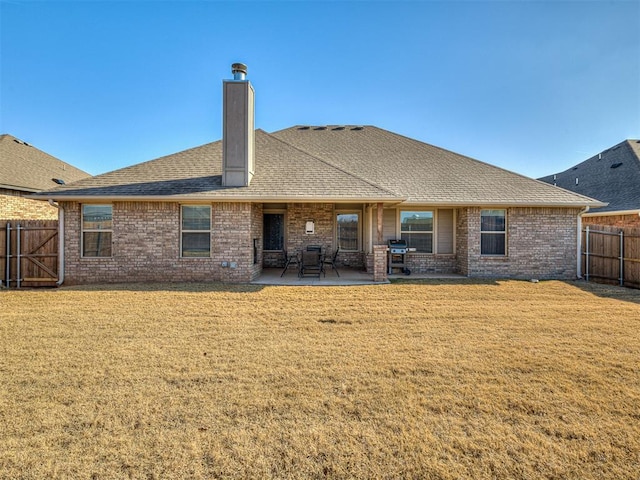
1;279;639;479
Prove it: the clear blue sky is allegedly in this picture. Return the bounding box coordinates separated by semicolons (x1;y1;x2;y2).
1;0;639;178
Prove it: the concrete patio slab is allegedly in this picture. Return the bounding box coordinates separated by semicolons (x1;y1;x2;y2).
252;268;466;286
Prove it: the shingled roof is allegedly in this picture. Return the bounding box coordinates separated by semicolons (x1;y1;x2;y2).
538;140;640;213
0;134;90;192
35;126;604;208
272;126;602;206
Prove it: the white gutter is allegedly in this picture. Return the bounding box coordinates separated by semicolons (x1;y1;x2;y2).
577;206;589;279
582;209;640;217
48;200;64;286
30;193;607;209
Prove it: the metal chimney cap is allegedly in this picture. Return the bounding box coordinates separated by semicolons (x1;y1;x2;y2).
231;63;247;73
231;63;248;79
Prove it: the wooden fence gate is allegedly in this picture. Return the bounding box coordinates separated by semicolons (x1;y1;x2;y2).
1;220;59;288
582;225;640;289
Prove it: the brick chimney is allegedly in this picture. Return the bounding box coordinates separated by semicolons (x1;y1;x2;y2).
222;63;255;187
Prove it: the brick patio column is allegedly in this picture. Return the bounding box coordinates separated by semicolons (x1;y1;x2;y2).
373;244;388;282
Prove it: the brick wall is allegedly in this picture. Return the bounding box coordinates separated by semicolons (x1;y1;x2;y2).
61;201;262;284
60;200;582;284
286;203;335;253
244;203;367;270
405;254;456;274
263;250;284;268
250;203;263;279
457;207;580;280
455;208;470;276
365;252;374;273
336;251;365;269
583;214;640;228
280;203;365;269
0;189;58;220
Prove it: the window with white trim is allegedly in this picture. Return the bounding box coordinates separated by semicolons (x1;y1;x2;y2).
481;209;506;255
336;212;360;251
181;205;211;257
400;211;433;253
82;204;112;257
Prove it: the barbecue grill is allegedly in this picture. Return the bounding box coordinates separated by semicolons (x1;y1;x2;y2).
388;239;410;275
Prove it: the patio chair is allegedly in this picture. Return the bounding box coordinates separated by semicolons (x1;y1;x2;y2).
280;250;299;277
306;245;324;275
323;247;340;277
299;250;322;278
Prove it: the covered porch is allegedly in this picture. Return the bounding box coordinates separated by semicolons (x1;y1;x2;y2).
258;202;460;283
260;202;395;282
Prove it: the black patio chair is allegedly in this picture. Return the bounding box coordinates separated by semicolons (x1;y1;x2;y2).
323;247;340;277
306;245;324;275
280;250;299;277
299;250;322;278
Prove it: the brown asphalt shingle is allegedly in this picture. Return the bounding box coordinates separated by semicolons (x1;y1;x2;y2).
272;126;604;206
36;130;400;202
34;126;604;207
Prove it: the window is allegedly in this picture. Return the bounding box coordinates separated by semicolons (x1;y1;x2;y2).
181;205;211;257
336;213;360;251
481;209;506;255
263;213;284;251
82;204;112;257
400;211;433;253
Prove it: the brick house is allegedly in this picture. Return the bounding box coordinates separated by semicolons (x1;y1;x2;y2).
539;140;640;228
35;64;604;285
1;134;90;220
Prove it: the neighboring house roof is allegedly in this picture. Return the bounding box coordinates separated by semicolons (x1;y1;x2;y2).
34;126;604;208
538;139;640;214
0;134;90;192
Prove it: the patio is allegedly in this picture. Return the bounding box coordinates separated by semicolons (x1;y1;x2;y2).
252;267;465;286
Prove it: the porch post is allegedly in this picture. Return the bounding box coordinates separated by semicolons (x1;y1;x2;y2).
376;203;383;245
373;203;388;282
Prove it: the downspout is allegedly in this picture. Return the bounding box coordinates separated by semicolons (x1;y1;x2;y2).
576;206;589;279
49;200;65;286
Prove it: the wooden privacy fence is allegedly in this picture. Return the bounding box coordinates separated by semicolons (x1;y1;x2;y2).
582;225;640;289
1;220;59;288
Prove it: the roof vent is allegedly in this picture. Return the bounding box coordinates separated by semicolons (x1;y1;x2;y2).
572;166;578;170
611;162;623;169
314;126;327;131
52;178;65;185
351;126;364;131
332;126;345;131
298;126;310;130
231;63;247;81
